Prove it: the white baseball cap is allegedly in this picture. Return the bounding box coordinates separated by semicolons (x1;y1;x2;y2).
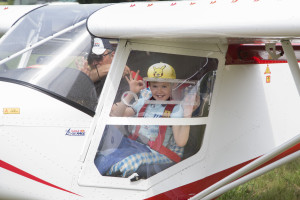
91;38;113;55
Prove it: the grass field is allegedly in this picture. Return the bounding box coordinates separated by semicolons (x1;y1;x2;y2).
0;0;13;5
218;157;300;200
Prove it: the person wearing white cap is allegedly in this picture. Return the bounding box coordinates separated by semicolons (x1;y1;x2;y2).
80;37;131;97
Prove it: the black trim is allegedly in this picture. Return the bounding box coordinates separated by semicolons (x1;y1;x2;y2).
0;77;95;117
11;4;48;28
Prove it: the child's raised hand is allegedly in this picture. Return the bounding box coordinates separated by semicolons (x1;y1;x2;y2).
125;70;144;94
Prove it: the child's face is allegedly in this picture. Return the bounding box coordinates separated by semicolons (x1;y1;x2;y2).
149;82;172;101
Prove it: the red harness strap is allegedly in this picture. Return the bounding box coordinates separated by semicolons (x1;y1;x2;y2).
129;99;181;163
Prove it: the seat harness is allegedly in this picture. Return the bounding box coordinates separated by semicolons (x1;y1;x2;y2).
128;98;181;163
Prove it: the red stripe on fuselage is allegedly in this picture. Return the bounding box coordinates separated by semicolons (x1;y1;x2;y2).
1;143;299;199
0;160;81;197
147;143;300;200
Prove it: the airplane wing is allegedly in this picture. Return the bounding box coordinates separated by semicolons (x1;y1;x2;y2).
87;0;300;43
87;0;300;96
0;5;44;36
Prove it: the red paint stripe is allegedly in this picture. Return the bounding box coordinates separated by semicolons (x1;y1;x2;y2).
147;143;300;200
249;142;300;174
0;160;81;197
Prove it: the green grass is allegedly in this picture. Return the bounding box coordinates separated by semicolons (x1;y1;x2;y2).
218;157;300;200
0;0;14;5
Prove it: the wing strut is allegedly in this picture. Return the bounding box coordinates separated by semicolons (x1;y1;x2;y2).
198;150;300;200
189;133;300;200
281;40;300;96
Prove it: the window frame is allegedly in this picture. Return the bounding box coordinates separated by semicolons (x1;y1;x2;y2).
78;39;224;191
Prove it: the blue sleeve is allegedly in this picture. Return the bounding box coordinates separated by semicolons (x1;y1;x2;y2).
170;104;183;118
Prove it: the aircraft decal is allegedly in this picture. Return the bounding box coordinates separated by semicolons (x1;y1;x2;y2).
65;128;86;136
120;0;275;9
3;108;20;114
264;65;271;83
0;160;81;197
264;64;271;74
266;75;271;83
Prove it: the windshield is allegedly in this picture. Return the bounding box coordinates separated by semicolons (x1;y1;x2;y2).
0;4;108;115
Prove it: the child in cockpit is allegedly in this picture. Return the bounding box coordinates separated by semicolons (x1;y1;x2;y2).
107;63;195;178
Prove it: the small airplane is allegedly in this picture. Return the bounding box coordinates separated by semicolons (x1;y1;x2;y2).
0;0;299;199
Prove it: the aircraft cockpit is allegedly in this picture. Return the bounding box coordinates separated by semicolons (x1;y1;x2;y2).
94;51;218;179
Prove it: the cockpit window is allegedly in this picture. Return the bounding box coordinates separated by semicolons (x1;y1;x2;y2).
95;51;218;179
0;4;109;115
110;51;218;118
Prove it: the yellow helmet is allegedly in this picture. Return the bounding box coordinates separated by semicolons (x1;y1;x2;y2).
147;63;176;79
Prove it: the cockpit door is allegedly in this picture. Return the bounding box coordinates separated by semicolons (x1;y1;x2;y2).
78;39;223;192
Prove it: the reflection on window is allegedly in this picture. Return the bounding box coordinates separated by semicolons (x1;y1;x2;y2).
0;28;98;113
0;5;109;114
0;25;119;114
110;51;218;118
95;51;218;179
95;124;205;179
